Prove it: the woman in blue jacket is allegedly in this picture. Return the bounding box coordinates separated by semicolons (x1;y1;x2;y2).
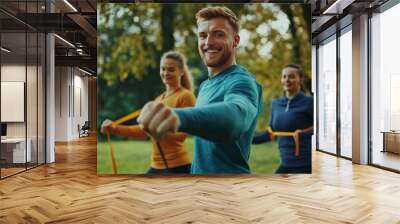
253;64;313;174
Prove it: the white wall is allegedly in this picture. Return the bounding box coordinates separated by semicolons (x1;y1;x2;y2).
1;65;26;81
55;67;69;141
54;67;89;141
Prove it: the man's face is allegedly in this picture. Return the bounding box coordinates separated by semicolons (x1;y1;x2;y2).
197;17;239;68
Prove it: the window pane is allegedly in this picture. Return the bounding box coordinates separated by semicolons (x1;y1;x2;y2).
371;3;400;171
1;30;27;177
340;29;352;158
318;36;337;154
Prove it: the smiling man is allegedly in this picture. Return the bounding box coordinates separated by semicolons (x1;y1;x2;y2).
137;6;262;174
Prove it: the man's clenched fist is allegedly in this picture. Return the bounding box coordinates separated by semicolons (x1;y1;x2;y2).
137;101;180;140
100;119;114;134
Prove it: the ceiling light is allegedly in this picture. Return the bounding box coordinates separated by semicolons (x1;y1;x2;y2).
63;0;78;12
76;48;85;55
78;67;92;76
1;47;11;53
54;34;75;48
322;0;354;15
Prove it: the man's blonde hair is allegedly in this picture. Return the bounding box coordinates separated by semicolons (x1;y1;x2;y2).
196;6;239;33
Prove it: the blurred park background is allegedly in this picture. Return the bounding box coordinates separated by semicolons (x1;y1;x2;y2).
97;3;311;174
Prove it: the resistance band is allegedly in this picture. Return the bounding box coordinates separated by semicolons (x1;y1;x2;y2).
267;126;313;157
156;142;169;170
105;109;169;174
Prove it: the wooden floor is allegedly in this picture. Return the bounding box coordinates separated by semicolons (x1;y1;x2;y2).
372;150;400;171
1;167;26;178
0;135;400;223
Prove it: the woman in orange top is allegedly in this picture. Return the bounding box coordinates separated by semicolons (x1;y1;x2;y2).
100;51;196;174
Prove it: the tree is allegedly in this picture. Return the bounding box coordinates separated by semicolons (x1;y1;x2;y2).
97;3;311;137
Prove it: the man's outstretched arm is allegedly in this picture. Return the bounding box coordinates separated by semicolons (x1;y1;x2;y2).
252;132;272;144
175;101;255;143
137;76;261;143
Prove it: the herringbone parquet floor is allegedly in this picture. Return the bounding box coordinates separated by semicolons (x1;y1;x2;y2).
0;135;399;223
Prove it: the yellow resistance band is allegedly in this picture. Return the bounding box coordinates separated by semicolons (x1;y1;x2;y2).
105;109;142;174
267;126;313;157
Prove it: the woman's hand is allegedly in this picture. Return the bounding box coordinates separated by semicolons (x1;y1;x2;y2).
137;101;180;140
100;119;114;134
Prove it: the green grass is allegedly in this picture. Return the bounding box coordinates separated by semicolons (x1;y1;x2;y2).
98;137;280;174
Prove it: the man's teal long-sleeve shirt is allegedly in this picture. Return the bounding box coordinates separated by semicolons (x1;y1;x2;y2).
174;65;262;174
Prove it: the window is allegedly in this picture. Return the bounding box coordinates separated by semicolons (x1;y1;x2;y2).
317;35;337;154
371;2;400;171
0;1;47;179
339;28;352;158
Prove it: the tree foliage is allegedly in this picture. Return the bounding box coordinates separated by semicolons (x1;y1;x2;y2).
97;3;311;140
